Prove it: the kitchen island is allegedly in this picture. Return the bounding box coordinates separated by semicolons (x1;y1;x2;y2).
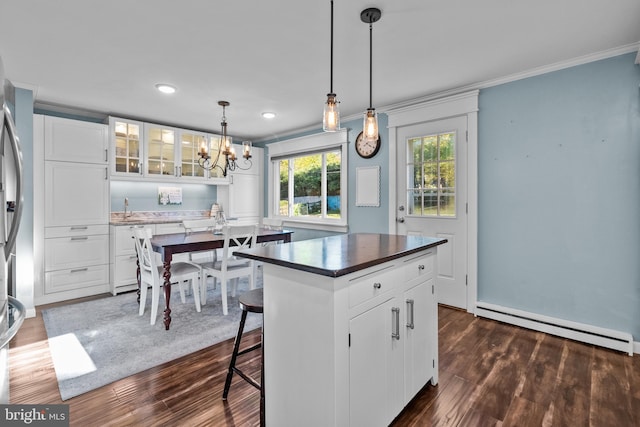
235;233;447;427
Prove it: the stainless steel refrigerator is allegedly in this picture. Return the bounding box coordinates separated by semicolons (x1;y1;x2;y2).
0;56;26;403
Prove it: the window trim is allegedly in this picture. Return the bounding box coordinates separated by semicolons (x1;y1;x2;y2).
267;130;348;232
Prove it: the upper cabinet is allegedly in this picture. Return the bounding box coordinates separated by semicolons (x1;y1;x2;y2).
109;116;228;184
110;117;143;177
45;116;108;164
145;123;178;178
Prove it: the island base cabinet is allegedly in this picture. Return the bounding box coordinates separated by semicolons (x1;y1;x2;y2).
349;297;404;427
262;248;438;427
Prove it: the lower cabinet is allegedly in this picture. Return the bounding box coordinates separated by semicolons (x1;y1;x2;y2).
43;225;110;300
263;248;438;426
110;222;189;295
349;257;436;426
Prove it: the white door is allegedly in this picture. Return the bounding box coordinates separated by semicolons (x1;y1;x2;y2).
395;116;468;309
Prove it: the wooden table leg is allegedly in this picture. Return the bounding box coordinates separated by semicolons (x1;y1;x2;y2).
162;260;172;330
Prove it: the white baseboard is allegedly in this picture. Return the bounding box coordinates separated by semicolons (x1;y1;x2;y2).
475;302;634;356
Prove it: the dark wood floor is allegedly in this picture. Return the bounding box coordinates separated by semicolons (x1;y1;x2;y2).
9;297;640;426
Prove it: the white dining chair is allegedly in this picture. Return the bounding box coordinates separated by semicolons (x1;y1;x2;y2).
133;227;202;325
182;218;220;293
201;224;258;315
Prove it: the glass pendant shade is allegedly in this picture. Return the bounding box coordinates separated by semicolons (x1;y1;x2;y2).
362;108;378;142
323;93;340;132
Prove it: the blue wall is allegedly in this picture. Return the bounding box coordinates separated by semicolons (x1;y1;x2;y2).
478;52;640;338
110;181;217;212
260;114;390;241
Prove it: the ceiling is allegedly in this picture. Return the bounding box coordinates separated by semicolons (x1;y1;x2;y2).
1;1;639;141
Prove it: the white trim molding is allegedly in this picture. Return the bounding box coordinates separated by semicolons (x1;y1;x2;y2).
386;90;479;314
266;129;348;230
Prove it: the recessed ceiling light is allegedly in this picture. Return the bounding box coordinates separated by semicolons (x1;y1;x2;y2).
262;112;276;119
155;84;176;94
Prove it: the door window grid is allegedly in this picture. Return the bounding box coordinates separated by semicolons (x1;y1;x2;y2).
407;131;456;217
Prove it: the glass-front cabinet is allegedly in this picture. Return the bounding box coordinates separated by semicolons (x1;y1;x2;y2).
179;130;208;179
108;116;229;184
146;124;177;177
110;118;143;177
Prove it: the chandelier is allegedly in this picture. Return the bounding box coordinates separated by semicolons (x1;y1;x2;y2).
198;100;252;177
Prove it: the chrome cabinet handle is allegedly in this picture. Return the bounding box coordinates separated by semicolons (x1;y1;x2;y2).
418;264;424;271
392;307;400;340
373;282;382;290
70;268;88;273
70;226;88;231
70;236;89;241
406;299;415;329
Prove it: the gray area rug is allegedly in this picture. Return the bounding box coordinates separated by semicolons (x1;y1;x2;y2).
42;278;261;401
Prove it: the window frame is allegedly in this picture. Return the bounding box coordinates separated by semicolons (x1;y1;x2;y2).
267;130;348;232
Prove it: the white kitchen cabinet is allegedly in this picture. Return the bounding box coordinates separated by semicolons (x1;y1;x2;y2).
43;225;110;297
217;145;263;223
145;123;178;178
109;222;190;295
110;117;144;177
44;161;109;227
260;246;438;426
35;115;111;305
110;224;154;295
108;116;231;184
44;116;108;164
348;253;436;426
349;297;403;426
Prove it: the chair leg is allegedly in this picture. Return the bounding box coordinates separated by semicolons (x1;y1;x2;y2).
139;282;148;316
178;281;187;303
221;279;228;315
192;276;201;312
150;282;160;325
231;278;241;297
222;309;248;400
200;275;208;305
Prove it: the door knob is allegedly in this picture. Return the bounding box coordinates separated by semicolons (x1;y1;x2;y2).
396;217;405;223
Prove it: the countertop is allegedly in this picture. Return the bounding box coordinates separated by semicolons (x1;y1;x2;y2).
110;210;210;226
234;233;447;278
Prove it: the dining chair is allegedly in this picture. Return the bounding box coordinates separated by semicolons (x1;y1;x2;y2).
202;224;258;315
133;227;202;325
182;218;219;293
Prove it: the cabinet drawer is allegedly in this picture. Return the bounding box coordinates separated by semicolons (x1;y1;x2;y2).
403;251;434;283
45;224;109;239
45;234;109;271
115;224;154;255
114;254;139;286
154;222;185;235
348;265;400;309
45;264;109;294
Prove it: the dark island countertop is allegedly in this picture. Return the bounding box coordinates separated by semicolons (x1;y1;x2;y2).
235;233;447;278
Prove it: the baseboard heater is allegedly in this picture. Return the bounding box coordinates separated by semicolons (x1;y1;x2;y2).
475;302;634;356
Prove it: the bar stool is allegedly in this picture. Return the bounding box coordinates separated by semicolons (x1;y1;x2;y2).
222;287;264;425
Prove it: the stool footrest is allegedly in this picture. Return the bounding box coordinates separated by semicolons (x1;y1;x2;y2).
233;367;261;391
237;342;262;357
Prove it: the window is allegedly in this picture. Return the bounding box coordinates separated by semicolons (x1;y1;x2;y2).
407;131;456;217
268;131;347;231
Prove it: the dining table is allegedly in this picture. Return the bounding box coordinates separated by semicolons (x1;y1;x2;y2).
149;228;293;330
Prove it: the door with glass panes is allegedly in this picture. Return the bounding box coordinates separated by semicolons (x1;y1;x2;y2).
396;116;468;309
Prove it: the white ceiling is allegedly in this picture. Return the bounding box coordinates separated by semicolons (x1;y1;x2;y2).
1;1;639;141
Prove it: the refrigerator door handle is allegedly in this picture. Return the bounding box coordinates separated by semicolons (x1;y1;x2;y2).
3;105;23;260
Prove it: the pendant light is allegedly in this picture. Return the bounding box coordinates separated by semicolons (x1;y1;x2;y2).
360;7;381;144
323;0;340;132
